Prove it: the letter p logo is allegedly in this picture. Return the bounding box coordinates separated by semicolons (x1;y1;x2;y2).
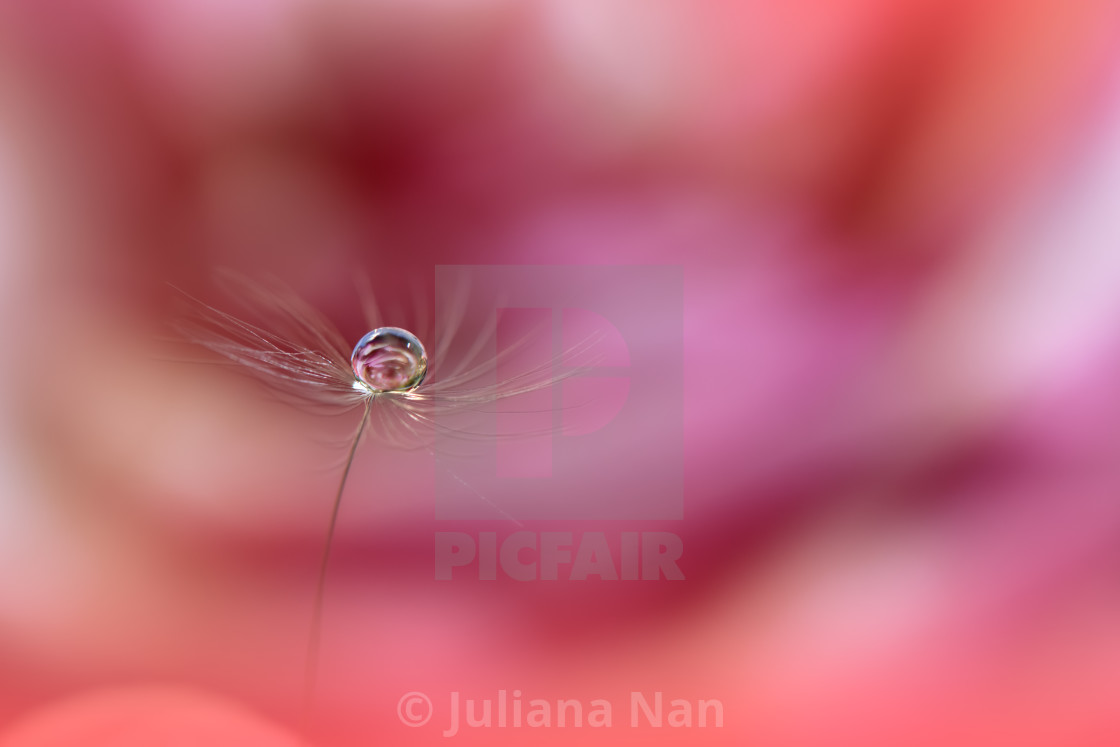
434;266;682;521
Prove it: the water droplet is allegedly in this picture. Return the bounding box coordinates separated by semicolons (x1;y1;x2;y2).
351;327;428;392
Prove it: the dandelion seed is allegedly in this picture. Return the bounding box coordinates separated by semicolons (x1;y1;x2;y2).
171;272;595;724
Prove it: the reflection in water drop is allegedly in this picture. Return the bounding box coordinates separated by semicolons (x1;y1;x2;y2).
351;327;428;393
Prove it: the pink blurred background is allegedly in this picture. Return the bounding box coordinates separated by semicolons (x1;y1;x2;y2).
3;0;1120;744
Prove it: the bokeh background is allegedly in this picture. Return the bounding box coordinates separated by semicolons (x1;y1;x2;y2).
3;0;1120;744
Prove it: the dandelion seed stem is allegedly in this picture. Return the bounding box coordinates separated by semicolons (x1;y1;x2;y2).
303;397;372;722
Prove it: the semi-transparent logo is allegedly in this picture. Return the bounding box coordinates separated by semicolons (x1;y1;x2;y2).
433;265;683;521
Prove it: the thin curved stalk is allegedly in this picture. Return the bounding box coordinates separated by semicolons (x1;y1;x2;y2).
303;397;373;717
